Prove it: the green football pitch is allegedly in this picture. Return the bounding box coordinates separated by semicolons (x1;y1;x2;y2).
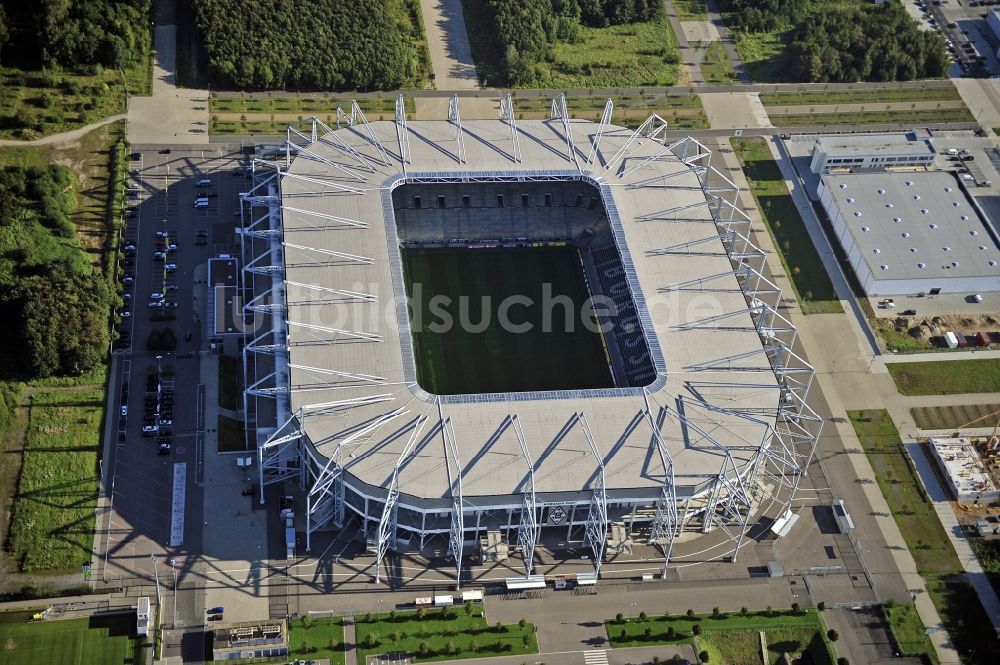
0;612;142;665
402;246;613;395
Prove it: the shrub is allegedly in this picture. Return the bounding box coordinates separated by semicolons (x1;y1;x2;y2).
692;624;701;636
519;618;527;629
639;611;647;621
616;612;624;623
418;641;431;657
837;658;849;665
791;602;801;614
643;627;652;639
389;609;397;621
817;601;826;612
417;607;427;620
522;634;531;646
619;629;627;642
740;606;748;616
711;607;722;619
446;639;458;655
495;620;505;632
470;638;480;652
686;609;695;618
827;629;840;642
766;606;774;617
699;650;710;663
301;615;313;628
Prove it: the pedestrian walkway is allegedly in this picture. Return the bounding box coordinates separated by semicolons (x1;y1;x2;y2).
583;649;608;665
662;0;704;84
419;0;479;90
0;114;126;147
128;25;209;144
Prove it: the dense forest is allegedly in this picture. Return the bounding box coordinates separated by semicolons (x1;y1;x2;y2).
719;0;947;82
194;0;421;90
0;166;110;378
0;0;150;71
488;0;663;84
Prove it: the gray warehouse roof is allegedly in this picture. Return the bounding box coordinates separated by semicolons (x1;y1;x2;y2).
814;134;932;157
822;171;1000;281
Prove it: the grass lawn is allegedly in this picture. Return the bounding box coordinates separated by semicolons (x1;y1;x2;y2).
354;607;537;664
211;118;316;137
403;246;612;395
969;537;1000;597
700;41;736;84
883;603;937;662
730;137;842;314
923;572;1000;663
887;359;1000;396
697;626;835;665
459;1;679;88
218;356;240;411
606;608;826;648
769;108;975;127
673;0;709;20
545;14;680;88
0;611;143;665
510;93;708;128
217;415;246;453
733;30;787;83
910;403;1000;430
287;616;345;665
760;85;962;106
209;95;409;115
7;389;104;572
849;410;958;573
0;55;149;140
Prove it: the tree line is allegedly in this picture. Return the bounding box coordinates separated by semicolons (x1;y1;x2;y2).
0;165;110;378
487;0;663;85
0;0;150;71
194;0;420;90
719;0;947;82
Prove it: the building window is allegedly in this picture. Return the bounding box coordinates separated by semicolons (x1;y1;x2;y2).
574;194;583;207
462;195;470;209
544;193;553;207
521;194;529;207
437;195;446;209
414;196;421;209
497;194;504;208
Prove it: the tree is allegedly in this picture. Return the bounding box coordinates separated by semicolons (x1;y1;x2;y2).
817;601;826;612
766;606;774;617
389;610;397;621
639;611;647;621
495;620;505;632
615;613;624;623
470;638;480;652
391;631;402;644
519;618;527;628
643;626;652;639
692;624;702;636
699;650;710;663
522;634;531;646
619;629;627;642
301;615;313;628
418;641;431;657
0;5;8;65
791;602;801;614
686;609;694;618
711;607;722;619
446;639;458;655
299;640;312;654
362;632;378;648
837;658;849;665
417;607;427;620
740;607;748;617
827;629;840;642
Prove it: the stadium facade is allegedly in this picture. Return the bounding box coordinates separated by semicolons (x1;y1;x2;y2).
241;95;822;586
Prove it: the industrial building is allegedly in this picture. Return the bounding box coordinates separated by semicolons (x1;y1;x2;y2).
818;171;1000;295
928;438;1000;505
241;96;822;586
808;134;934;174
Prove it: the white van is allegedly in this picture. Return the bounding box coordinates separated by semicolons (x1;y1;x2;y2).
194;198;209;208
196;178;212;186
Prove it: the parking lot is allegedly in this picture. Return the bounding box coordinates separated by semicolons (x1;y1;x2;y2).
101;144;249;615
915;0;1000;77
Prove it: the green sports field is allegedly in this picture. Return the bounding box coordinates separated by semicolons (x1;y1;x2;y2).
0;612;142;665
402;246;613;395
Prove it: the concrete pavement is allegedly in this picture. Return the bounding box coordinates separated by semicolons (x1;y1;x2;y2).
420;0;479;90
699;92;771;128
127;26;209;144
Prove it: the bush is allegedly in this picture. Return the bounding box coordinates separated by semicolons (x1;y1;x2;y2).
817;601;826;612
301;615;313;628
740;606;748;616
791;602;801;614
827;629;839;642
686;609;695;618
639;611;647;621
699;651;710;663
616;613;624;623
692;624;701;636
643;626;652;639
519;618;527;628
837;659;849;665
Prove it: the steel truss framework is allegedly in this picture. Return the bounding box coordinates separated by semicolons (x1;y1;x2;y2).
249;98;822;586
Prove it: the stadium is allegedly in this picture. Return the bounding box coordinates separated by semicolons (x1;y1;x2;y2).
240;95;822;586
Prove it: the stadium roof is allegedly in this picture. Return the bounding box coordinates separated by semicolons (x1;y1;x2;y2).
821;171;999;282
273;117;783;500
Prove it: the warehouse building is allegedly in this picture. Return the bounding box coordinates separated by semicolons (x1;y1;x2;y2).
818;171;1000;295
809;134;934;174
